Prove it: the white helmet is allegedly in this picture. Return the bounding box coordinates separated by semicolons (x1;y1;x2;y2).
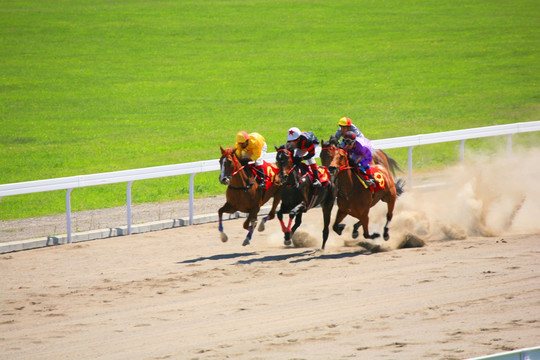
287;127;301;141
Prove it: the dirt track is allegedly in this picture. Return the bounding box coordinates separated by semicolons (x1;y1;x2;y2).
1;209;539;360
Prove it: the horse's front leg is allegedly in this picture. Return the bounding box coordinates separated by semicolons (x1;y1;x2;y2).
277;206;293;246
332;209;348;236
218;202;236;243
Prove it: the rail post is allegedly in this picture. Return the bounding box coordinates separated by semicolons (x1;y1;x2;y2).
127;181;133;235
66;188;73;244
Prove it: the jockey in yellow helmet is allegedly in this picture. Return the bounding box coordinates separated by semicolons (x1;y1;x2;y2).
335;117;364;140
235;131;268;184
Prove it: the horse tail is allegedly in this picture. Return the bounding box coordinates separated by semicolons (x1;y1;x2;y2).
380;150;402;176
395;178;406;197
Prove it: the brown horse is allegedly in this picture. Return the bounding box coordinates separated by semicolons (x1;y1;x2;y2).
327;147;405;249
274;143;335;247
320;137;403;240
218;146;281;246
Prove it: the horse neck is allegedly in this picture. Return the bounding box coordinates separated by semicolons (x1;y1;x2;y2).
230;164;252;187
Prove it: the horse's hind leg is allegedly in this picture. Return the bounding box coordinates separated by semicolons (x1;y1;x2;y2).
361;213;380;240
291;212;303;234
383;198;396;241
258;193;281;232
218;202;236;243
242;210;259;246
242;218;258;246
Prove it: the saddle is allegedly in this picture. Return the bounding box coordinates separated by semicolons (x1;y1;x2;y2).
251;161;278;191
353;167;385;192
297;163;330;187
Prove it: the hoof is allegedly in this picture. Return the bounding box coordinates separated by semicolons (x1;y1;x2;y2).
364;232;380;240
258;217;267;232
383;233;390;241
220;232;228;243
242;238;251;246
333;223;345;236
284;239;292;246
352;230;359;239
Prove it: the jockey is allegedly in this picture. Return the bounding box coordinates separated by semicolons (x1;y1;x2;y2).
235;131;267;185
342;131;376;187
334;117;364;140
287;127;322;187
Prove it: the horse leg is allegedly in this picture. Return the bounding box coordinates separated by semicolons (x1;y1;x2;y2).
242;218;258;246
321;200;334;250
360;213;380;240
218;202;236;243
352;221;362;239
242;209;259;246
277;206;294;246
332;209;348;235
291;212;303;234
382;197;396;241
258;192;281;232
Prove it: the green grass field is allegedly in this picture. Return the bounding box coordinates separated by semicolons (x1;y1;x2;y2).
1;0;538;220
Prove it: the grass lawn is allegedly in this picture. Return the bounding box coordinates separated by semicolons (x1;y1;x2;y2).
1;0;538;219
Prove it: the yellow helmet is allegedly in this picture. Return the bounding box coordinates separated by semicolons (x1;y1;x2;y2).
236;131;249;143
338;117;352;127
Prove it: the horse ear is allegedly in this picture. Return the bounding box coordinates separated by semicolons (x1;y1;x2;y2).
220;146;225;154
274;145;279;151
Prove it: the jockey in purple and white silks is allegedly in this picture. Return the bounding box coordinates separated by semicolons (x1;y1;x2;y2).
342;131;375;187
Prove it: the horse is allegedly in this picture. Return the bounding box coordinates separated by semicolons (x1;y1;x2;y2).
320;137;404;240
274;143;335;247
218;146;281;246
327;147;405;249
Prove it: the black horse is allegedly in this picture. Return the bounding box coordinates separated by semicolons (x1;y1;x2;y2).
274;143;335;248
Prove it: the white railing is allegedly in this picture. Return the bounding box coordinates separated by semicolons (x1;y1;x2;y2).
1;121;539;243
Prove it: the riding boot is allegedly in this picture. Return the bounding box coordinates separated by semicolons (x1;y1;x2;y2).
309;164;321;187
254;167;265;186
359;167;375;187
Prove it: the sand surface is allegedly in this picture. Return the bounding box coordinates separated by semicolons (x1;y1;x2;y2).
1;150;539;360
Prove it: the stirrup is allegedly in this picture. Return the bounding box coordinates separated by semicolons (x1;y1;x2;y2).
313;179;322;187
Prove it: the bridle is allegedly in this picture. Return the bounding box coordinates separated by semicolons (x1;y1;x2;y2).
276;148;296;183
220;151;256;191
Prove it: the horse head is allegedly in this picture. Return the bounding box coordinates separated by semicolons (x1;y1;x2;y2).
328;148;349;176
275;144;297;184
320;137;339;167
219;146;241;185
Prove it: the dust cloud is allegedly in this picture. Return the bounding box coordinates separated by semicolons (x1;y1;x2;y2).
369;148;540;249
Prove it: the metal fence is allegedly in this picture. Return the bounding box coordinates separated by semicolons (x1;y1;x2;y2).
1;121;539;243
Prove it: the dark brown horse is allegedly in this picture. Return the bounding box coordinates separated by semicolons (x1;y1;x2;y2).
218;146;281;246
274;143;335;247
327;147;405;249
